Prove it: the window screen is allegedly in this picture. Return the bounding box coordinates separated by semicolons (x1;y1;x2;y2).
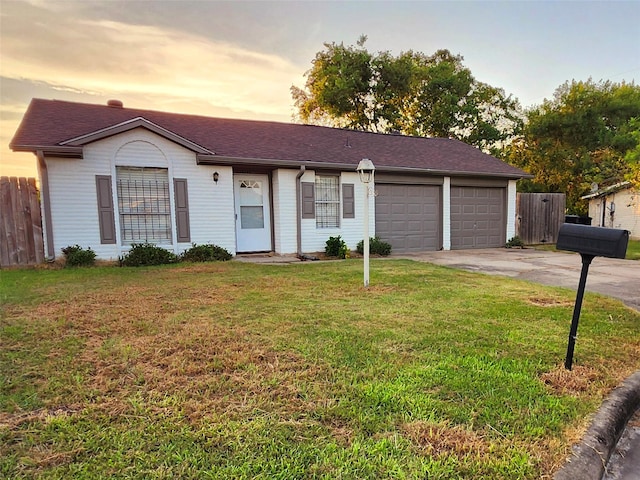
116;167;171;244
315;175;340;228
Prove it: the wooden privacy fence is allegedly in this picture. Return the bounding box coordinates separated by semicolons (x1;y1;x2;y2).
516;192;566;245
1;177;44;266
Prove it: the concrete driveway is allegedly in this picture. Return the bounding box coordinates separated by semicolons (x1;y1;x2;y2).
396;248;640;311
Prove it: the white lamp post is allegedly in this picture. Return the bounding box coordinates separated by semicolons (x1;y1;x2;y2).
356;158;375;288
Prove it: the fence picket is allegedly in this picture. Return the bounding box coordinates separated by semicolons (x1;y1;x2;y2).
516;193;566;245
0;176;44;266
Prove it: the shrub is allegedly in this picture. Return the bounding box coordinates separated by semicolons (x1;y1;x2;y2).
356;237;392;256
181;243;232;262
506;236;525;248
325;235;350;259
120;243;178;267
61;245;96;267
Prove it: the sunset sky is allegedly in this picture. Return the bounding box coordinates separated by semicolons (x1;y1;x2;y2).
1;0;639;178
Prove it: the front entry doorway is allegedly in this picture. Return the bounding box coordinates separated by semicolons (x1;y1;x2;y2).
234;174;271;252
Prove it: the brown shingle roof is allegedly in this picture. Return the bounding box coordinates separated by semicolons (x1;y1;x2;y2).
11;98;528;178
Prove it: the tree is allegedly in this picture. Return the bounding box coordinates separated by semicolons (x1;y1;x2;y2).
292;37;522;152
503;80;640;214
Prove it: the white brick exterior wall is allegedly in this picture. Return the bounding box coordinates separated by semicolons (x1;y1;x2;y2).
588;188;640;239
44;128;236;260
271;169;299;254
298;170;368;254
41;126;525;260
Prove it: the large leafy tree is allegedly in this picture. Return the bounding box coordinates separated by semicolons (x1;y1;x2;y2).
504;80;640;214
291;37;522;152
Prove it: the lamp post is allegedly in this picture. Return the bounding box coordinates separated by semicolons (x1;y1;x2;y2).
356;158;375;288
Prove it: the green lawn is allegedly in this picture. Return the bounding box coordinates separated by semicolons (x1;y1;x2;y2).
1;260;639;479
535;238;640;260
626;239;640;260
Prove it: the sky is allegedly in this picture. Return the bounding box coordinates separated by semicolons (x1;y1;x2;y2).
1;0;639;177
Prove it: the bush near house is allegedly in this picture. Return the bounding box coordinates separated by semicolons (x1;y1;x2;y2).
325;235;350;259
506;236;525;248
357;236;392;256
180;243;233;262
120;243;179;267
61;245;96;267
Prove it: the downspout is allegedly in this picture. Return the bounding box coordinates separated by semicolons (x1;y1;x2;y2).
601;198;606;227
36;150;55;260
295;166;305;257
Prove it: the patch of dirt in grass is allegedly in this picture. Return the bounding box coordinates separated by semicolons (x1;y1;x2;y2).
539;364;600;395
526;296;573;308
26;444;83;468
401;421;491;457
4;280;329;425
0;405;83;429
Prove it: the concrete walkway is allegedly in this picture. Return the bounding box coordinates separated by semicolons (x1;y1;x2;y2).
395;248;640;311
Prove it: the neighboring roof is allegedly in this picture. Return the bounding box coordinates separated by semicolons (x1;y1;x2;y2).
581;181;632;200
11;98;530;178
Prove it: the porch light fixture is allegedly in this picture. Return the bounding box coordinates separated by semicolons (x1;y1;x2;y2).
213;172;219;183
357;158;375;184
356;158;375;288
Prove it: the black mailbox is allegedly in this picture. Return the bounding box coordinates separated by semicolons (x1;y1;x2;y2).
557;224;629;259
556;224;629;370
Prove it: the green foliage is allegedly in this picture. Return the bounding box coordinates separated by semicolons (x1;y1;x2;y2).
120;243;178;267
503;79;640;214
505;236;525;248
180;243;232;262
325;235;349;259
356;236;392;256
292;37;522;152
61;245;96;267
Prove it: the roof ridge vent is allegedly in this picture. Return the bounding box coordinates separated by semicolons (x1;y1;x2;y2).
107;99;123;108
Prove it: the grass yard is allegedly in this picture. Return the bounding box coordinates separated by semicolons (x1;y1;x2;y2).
626;239;640;260
535;238;640;260
1;260;639;479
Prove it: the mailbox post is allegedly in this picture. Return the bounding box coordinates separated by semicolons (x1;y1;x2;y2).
556;224;629;370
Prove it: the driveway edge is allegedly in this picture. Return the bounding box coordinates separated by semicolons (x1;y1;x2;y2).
554;370;640;480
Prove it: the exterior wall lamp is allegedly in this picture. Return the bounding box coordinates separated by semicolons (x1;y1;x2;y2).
213;172;219;183
356;158;375;288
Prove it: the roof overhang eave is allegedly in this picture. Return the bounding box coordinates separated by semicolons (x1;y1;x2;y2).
197;154;532;179
581;181;632;200
10;144;84;158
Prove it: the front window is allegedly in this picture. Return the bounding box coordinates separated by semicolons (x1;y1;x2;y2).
116;167;171;244
315;175;340;228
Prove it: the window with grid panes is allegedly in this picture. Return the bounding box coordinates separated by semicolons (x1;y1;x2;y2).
315;175;340;228
116;167;172;244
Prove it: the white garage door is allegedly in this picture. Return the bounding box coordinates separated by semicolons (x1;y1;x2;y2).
450;186;505;249
375;184;441;253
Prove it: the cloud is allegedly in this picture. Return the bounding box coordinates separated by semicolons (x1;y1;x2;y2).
0;1;306;176
1;9;304;116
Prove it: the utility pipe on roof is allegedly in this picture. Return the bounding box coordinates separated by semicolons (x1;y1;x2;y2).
295;166;306;257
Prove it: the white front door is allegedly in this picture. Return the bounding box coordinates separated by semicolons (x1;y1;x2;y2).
234;174;272;252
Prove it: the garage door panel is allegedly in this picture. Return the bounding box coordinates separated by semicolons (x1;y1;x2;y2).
376;184;441;253
406;204;423;215
407;221;424;232
450;186;505;250
463;205;476;214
